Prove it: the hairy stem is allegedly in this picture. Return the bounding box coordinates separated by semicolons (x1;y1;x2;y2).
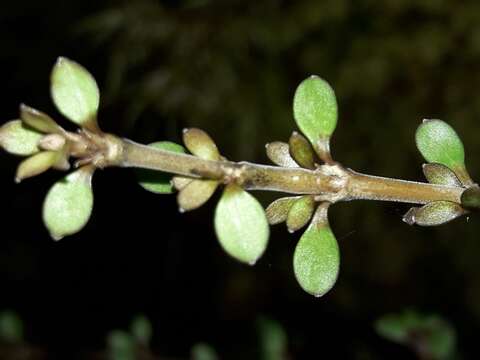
119;139;464;205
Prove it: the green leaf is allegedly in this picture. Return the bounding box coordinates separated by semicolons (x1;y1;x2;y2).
50;57;100;130
422;163;462;187
42;166;94;240
415;119;472;184
265;142;298;168
130;315;152;346
0;120;42;156
403;201;465;226
461;186;480;211
136;141;186;194
214;184;269;264
107;330;136;360
20;104;62;134
191;343;219;360
257;317;288;360
183;128;220;160
177;179;218;211
265;196;299;225
289;132;316;169
15;151;59;183
293;75;338;146
0;310;23;343
293;203;339;297
286;195;315;233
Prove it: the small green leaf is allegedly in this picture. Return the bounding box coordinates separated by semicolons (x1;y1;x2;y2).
177;179;218;211
403;201;465;226
214;184;269;264
289;132;316;169
15;151;59;182
107;330;135;360
191;343;219;360
293;76;338;148
0;120;42;156
286;195;315;232
257;317;288;360
265;142;298;168
43;166;94;240
0;310;23;343
293;203;339;297
183;128;220;160
130;315;152;346
265;196;299;225
415;119;472;184
20;104;62;134
51;57;100;130
136;141;186;194
422;163;462;187
461;186;480;211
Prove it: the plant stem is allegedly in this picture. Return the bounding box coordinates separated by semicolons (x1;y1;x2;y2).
119;139;464;205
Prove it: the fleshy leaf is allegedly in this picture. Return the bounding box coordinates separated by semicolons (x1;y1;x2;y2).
461;186;480;211
20;104;62;134
265;196;299;225
50;57;100;130
172;176;193;191
136;141;186;194
15;151;59;182
183;128;220;160
214;184;269;264
422;163;462;187
265;142;298;168
42;166;94;240
293;203;339;297
177;179;218;212
107;330;135;360
0;120;42;156
286;195;315;232
289;132;316;169
130;315;152;346
403;201;465;226
415;119;472;185
293;76;337;159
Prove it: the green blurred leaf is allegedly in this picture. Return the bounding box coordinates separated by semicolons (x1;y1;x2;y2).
293;76;337;149
461;186;480;210
183;128;220;160
265;196;299;225
20;104;62;134
0;310;23;343
403;201;465;226
177;179;218;211
257;317;288;360
286;195;315;233
415;119;471;184
191;342;219;360
214;184;269;264
51;57;100;130
265;142;299;168
0;120;42;156
422;163;462;187
42;166;94;240
130;314;152;347
288;132;316;169
15;151;59;183
293;203;339;297
108;330;135;360
136;141;186;194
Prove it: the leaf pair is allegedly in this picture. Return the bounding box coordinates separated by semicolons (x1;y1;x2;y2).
266;132;318;170
266;196;315;233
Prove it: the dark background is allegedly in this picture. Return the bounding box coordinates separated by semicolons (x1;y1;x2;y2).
1;0;480;358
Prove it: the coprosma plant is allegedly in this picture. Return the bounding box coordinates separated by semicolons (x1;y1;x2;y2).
1;58;479;297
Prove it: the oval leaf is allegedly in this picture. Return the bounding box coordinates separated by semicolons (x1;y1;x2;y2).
20;104;62;134
286;195;315;233
183;128;220;160
42;166;94;240
265;196;299;225
15;151;59;182
265;142;299;168
461;186;480;211
51;57;100;129
403;201;465;226
415;119;471;184
289;132;316;169
0;120;42;156
136;141;186;194
422;163;462;187
293;75;338;145
293;204;339;297
177;179;218;212
214;184;269;264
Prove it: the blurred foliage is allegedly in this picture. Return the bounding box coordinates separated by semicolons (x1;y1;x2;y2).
0;310;23;344
257;317;289;360
375;310;457;360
